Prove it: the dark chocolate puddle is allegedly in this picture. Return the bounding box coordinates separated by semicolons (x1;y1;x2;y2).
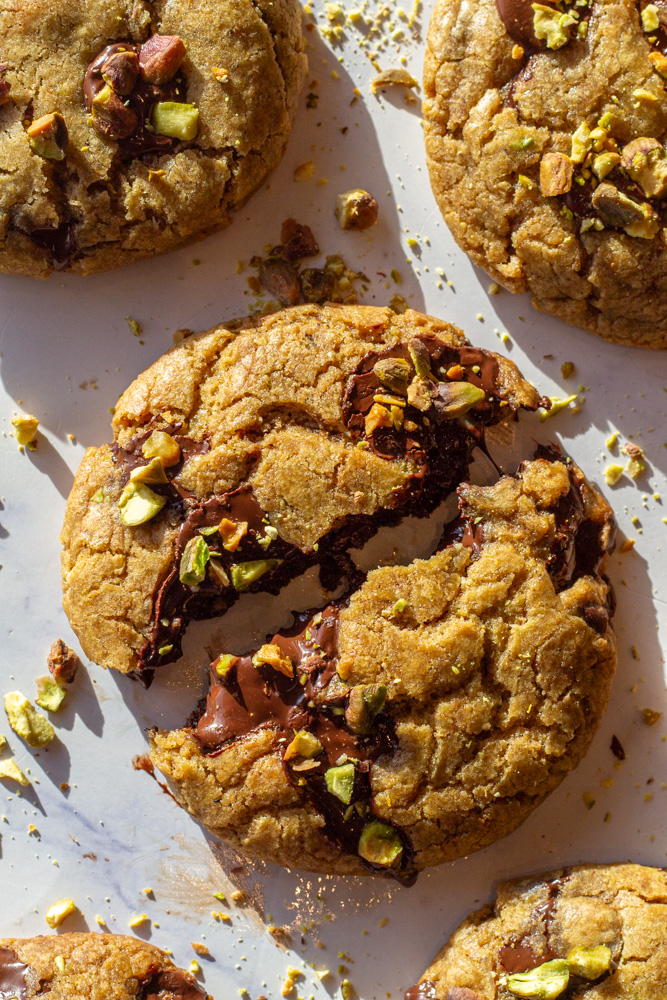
0;948;30;1000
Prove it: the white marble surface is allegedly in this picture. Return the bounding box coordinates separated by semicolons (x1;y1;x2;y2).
1;5;667;999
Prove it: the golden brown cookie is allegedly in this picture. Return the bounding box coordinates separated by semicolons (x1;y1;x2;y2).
423;0;667;347
0;933;211;1000
0;0;306;277
404;862;667;998
61;304;541;678
150;453;616;879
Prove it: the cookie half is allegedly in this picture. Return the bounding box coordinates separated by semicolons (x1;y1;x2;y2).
0;933;210;1000
405;862;667;998
150;453;616;878
0;0;306;277
423;0;667;347
61;304;542;678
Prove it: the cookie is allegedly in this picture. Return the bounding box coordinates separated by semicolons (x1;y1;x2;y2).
150;452;616;879
404;862;667;998
0;933;210;1000
61;303;542;678
0;0;306;277
423;0;667;347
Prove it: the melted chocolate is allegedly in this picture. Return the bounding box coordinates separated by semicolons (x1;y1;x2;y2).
83;42;185;157
195;603;414;880
28;221;76;267
610;734;626;760
495;0;547;51
404;984;484;1000
499;875;570;973
0;948;30;1000
140;968;208;1000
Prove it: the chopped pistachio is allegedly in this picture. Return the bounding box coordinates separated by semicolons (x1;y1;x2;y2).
229;559;280;591
365;402;394;434
407;338;432;379
35;676;66;713
152;101;199;140
570;122;592;164
11;414;39;448
560;361;575;379
606;431;618;450
0;734;5;752
435;381;486;417
642;707;662;725
407;376;433;412
252;642;294;677
507;959;570;998
532;4;576;48
540;393;578;419
179;535;210;587
325;762;356;803
358;821;403;866
27;112;68;160
371;67;418;91
141;429;181;467
285;730;323;760
130;457;168;485
208;557;231;589
604;464;624;486
345;684;387;734
592;151;621;181
4;691;55;748
641;3;660;31
118;481;166;526
540;151;574;196
566;945;611;980
45;899;77;929
219;517;248;552
649;50;667;77
335;189;379;230
215;654;237;677
510;135;534;152
0;759;30;786
373;357;411;394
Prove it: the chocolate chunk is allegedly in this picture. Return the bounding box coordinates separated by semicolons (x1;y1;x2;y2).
275;219;319;261
582;605;609;634
0;63;10;106
610;735;626;760
140;968;208;1000
258;256;301;305
28;220;77;266
0;947;30;1000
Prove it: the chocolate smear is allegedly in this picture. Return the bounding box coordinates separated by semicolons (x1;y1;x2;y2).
140;968;208;1000
0;948;30;1000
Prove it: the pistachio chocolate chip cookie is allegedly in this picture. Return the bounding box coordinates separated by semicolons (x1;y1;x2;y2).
405;862;667;998
150;452;616;879
424;0;667;347
0;0;306;277
0;933;210;1000
61;304;542;679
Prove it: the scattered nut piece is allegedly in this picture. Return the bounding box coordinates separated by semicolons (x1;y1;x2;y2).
47;639;80;685
373;357;410;394
4;691;55;747
229;559;280;591
345;684;386;734
36;676;66;713
27;112;68;160
208;556;231;590
284;730;323;760
540;151;574;196
252;643;294;677
11;414;39;449
293;161;315;182
623;442;646;478
335;188;379;230
118;481;166;527
212;66;229;82
434;381;486;417
191;943;210;957
507;958;569;998
364;402;394;433
592;151;621;181
130;457;169;485
407;376;433;412
532;4;576;49
139;34;187;85
357;821;402;866
620;136;667;198
371;67;418;92
101;50;140;94
142;429;181;467
570;122;592;164
641;3;660;31
128;913;148;928
259;256;301;306
45;899;77;929
91;83;138;139
560;361;575;378
179;535;210;587
642;708;662;725
299;267;336;303
591;182;659;237
604;464;624;486
0;759;30;786
540;393;578;420
649;50;667;77
567;946;611;980
219;518;248;552
152;102;199;140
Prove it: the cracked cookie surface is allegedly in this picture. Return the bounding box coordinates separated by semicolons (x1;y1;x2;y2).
0;933;211;1000
0;0;306;277
61;303;541;678
405;862;667;998
150;455;616;877
424;0;667;347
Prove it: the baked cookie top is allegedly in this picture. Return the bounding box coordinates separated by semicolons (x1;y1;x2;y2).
150;454;616;879
404;862;667;998
0;933;210;1000
0;0;306;277
423;0;667;347
61;304;541;678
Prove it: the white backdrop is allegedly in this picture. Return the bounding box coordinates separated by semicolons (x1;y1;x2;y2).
1;4;667;999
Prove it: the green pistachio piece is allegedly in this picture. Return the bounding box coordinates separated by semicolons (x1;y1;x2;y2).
345;684;387;734
4;691;55;748
158;644;173;656
118;481;166;526
532;4;576;48
152;101;199;140
507;959;570;999
130;457;169;485
215;654;237;677
229;559;281;591
373;357;411;394
566;945;611;980
407;338;432;379
0;759;30;786
570;122;592;164
435;381;486;417
285;730;323;761
325;762;356;804
11;414;39;448
357;821;403;866
179;535;210;587
141;429;181;467
35;676;66;713
0;734;5;752
27;112;68;160
641;3;660;30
